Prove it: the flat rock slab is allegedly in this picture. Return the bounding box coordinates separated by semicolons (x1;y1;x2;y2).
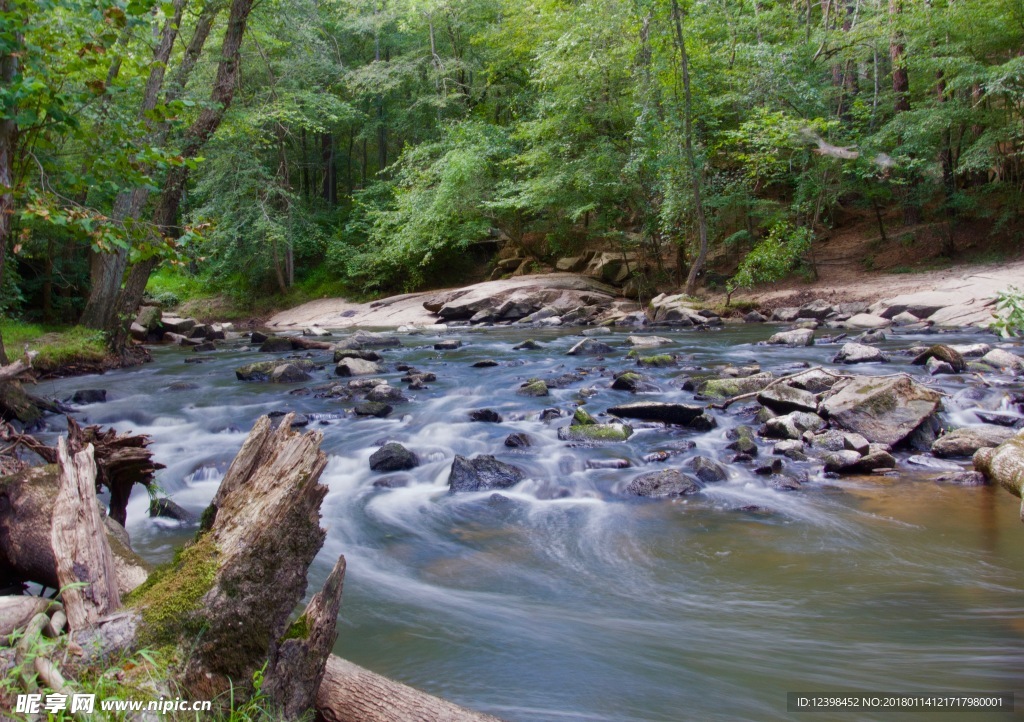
625;469;701;498
819;376;941;447
932;425;1016;458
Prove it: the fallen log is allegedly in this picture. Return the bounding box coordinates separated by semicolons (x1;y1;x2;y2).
0;465;150;595
974;429;1024;521
316;655;505;722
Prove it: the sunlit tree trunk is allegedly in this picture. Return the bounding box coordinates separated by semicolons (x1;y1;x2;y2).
0;0;19;365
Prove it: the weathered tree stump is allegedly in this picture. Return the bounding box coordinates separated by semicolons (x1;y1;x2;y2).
52;438;121;630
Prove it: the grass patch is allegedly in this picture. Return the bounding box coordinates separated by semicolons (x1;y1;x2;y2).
0;321;108;373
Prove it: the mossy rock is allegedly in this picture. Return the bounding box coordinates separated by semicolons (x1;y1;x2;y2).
697;372;774;399
636;354;675;368
557;423;633;442
517;379;549;397
573;407;597;426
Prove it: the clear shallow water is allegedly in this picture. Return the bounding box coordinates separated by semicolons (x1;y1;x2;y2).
33;325;1024;721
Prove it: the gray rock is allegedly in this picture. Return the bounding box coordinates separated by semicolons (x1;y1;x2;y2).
818;376;941;447
688;456;728;483
950;343;990;358
798;299;834;320
335;331;401;350
504;433;532;448
823;450;864;473
369;442;419;472
844;313;891;329
912;344;967;373
258;336;294;353
625;469;702;498
354;402;392;417
513;339;542;351
192;341;216;353
135;305;162;331
743;311;767;323
833;342;887;364
626;335;672;347
567;338;614;356
236;359;317;382
763;411;826;440
448;455;526;492
611;372;658;393
979;348;1024;375
160;316;197;334
366;384;406;403
855;329;888;344
434;339;462;350
926;358;955;375
332;348;382;363
771;307;801;322
786;368;838;394
270;363;313;383
71;389;106;405
843;432;870;454
891;311;921;326
726;426;758;456
766;328;814;346
335;358;383;376
931;425;1016;458
607;402;705;425
757;384;818;414
149;497;195;522
469;409;503;422
250;331;269;344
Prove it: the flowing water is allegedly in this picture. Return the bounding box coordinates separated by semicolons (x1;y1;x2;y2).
32;325;1024;721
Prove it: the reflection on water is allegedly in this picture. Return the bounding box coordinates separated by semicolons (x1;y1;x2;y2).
35;325;1024;721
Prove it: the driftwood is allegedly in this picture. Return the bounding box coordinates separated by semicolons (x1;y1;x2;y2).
316;655;504;722
1;418;163;526
0;464;151;595
52;439;121;630
974;429;1024;521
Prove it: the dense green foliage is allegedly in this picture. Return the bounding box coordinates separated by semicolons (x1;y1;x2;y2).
2;0;1024;316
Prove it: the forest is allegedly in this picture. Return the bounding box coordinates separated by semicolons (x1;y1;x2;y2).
2;0;1024;352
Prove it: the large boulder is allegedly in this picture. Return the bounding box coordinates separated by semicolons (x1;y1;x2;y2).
912;344;967;373
369;442;419;472
427;275;617;322
624;469;702;498
270;363;313;383
844;313;891;329
974;430;1024;517
932;425;1016;458
258;336;295;353
135;305;162;331
606;402;705;426
334;331;401;351
818;376;942;447
448;455;526;492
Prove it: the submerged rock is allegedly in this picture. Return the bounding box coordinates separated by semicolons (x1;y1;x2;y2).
354;402;392;417
469;408;503;423
504;433;532;448
149;497;195;522
625;469;701;498
687;456;728;483
567;338;614;356
611;371;658;393
258;336;294;353
71;389;107;405
517;379;550;397
448;454;526;492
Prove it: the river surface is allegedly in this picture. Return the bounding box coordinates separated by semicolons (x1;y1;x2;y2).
33;324;1024;721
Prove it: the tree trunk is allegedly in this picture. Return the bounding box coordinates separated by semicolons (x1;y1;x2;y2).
889;0;910;114
670;0;709;297
316;655;505;722
80;0;187;331
51;439;121;631
0;0;17;366
106;0;256;350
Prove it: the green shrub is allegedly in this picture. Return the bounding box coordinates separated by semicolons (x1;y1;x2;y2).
726;222;812;299
991;286;1024;337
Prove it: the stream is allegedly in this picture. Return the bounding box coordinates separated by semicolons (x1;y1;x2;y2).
33;324;1024;721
